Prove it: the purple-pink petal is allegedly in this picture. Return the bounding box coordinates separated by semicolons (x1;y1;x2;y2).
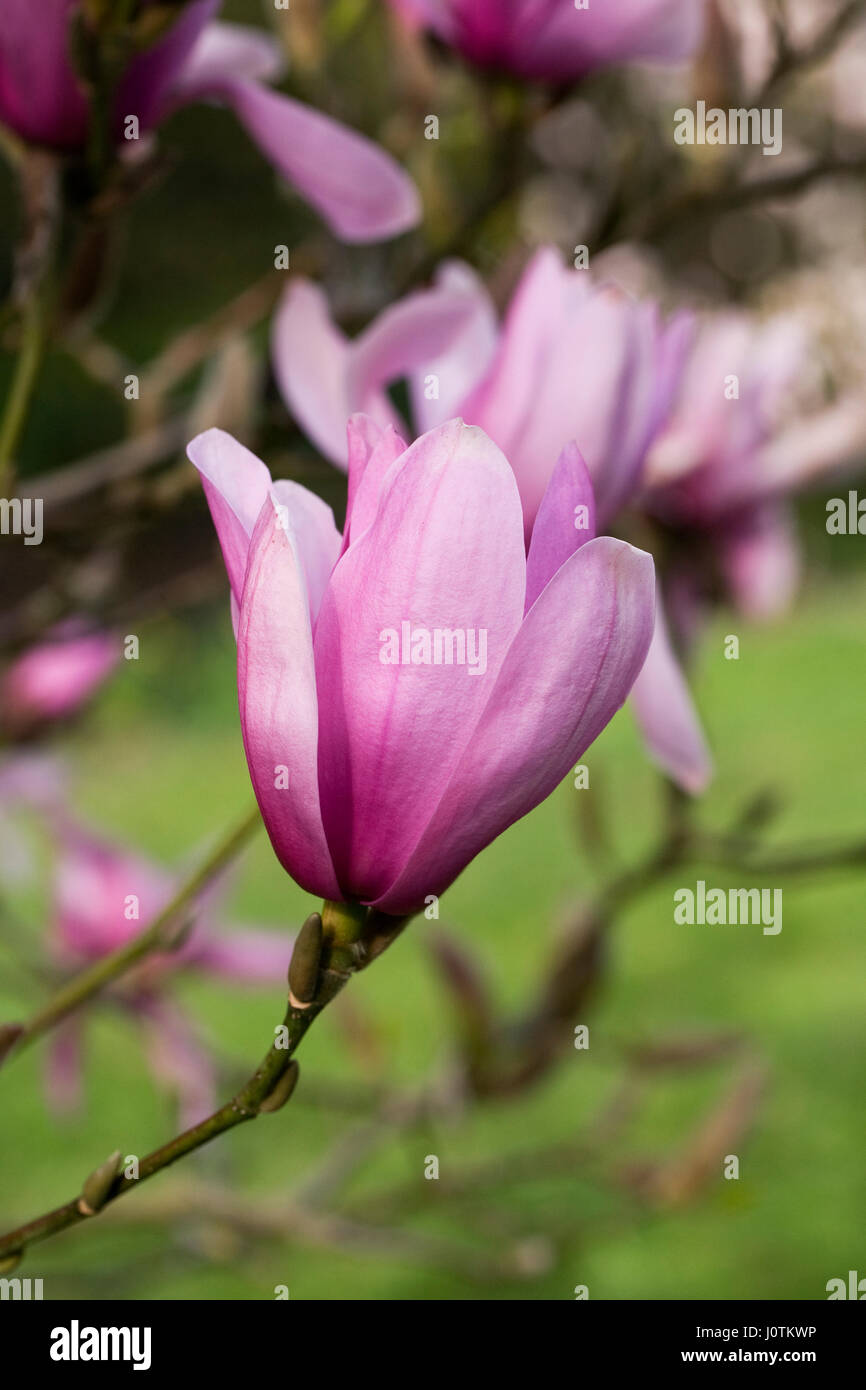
313;419;526;901
628;598;713;794
342;420;408;549
0;0;88;147
238;496;342;901
187;428;273;613
1;630;117;730
375;536;655;914
191;927;291;982
189;77;421;243
524;441;596;612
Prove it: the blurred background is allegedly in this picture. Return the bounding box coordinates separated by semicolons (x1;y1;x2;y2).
0;0;865;1299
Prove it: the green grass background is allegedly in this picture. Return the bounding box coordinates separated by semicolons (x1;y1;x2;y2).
1;568;864;1301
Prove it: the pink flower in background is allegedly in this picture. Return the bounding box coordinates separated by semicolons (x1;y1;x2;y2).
0;629;118;737
45;821;290;1126
644;311;866;619
275;247;691;531
389;0;706;83
273;247;711;793
189;418;655;914
0;0;419;242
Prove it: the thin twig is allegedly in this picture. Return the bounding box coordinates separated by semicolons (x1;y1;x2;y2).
0;805;262;1066
100;1179;521;1283
0;903;408;1264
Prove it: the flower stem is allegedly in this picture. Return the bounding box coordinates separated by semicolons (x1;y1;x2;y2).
0;151;60;497
0;901;406;1264
0;274;51;500
0;805;263;1066
0;998;311;1264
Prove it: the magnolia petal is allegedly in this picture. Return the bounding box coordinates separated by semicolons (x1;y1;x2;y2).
410;261;499;433
345;414;387;538
717;503;800;620
350;274;493;428
375;536;655;914
629;598;713;794
119;0;220;132
198;77;420;242
0;0;91;146
269;479;341;624
43;1017;85;1117
524;441;596;611
521;0;706;80
237;496;341;900
139;997;218;1130
271;280;385;467
168;19;284;100
192;927;291;982
342;420;408;549
187;428;273;610
313;419;526;901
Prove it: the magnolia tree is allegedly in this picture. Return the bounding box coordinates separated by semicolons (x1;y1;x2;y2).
0;0;865;1300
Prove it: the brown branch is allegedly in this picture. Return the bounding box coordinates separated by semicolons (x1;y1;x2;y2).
0;903;408;1266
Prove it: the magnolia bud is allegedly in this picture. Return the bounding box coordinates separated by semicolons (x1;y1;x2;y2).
259;1061;300;1114
288;913;323;1006
78;1149;123;1216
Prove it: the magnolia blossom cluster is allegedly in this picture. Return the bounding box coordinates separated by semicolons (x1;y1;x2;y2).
274;247;709;794
389;0;707;83
0;0;419;242
644;310;866;624
3;0;861;988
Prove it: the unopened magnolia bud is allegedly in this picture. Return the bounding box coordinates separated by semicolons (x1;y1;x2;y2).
288;913;323;1006
0;1251;22;1274
259;1061;299;1114
78;1149;123;1216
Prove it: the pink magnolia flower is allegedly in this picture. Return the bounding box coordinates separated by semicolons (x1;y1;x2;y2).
45;821;290;1126
644;311;866;619
272;247;712;793
390;0;706;83
188;418;655;915
0;628;118;737
275;248;692;530
0;1;419;242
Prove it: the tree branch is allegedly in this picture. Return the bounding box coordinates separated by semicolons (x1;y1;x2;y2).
0;805;263;1067
0;901;408;1265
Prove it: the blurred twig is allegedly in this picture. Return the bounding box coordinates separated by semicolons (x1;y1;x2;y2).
0;904;408;1265
621;1059;768;1208
759;0;866;102
0;153;61;496
36;416;190;507
97;1178;537;1284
